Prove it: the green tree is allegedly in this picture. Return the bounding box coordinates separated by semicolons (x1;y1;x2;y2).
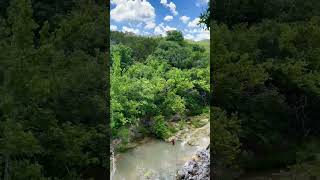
166;30;184;44
0;0;108;178
210;4;320;176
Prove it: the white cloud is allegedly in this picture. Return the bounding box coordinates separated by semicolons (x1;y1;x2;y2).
196;0;209;7
180;16;190;23
122;26;140;34
111;0;126;4
185;28;210;41
111;0;156;27
154;23;176;36
187;28;201;33
154;26;164;35
194;30;210;41
160;0;167;4
144;21;156;29
164;15;173;21
184;34;194;40
188;18;200;28
110;25;118;31
168;2;178;15
160;0;178;16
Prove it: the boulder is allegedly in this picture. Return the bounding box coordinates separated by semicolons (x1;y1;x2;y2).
176;148;210;180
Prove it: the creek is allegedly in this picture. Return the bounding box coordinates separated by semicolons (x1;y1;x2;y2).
111;122;210;180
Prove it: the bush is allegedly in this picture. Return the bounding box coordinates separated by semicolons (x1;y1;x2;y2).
152;116;170;139
116;127;130;144
211;107;241;167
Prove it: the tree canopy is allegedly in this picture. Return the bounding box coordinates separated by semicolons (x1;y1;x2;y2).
111;30;209;143
205;0;320;178
0;0;108;179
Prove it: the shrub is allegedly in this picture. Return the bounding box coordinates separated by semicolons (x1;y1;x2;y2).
152;116;170;139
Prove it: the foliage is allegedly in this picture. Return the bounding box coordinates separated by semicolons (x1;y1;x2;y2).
201;0;320;28
286;160;320;179
0;0;108;179
207;0;320;176
111;30;209;141
151;116;170;139
211;107;241;167
165;30;184;44
110;31;160;62
111;44;134;69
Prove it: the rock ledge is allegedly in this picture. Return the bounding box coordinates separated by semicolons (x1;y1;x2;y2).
176;148;210;180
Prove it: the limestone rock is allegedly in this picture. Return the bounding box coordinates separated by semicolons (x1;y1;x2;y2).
176;148;210;180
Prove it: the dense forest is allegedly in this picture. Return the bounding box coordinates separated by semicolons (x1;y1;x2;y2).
110;30;210;150
204;0;320;179
2;0;320;179
0;0;108;179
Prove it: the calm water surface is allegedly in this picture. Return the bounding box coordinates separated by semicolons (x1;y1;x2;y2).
112;139;199;180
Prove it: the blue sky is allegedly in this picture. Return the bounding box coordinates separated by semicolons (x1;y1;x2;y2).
110;0;209;41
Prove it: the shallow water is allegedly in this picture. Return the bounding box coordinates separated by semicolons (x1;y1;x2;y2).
112;139;199;180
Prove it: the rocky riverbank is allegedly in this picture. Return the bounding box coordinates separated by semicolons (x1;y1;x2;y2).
166;115;210;180
176;148;210;180
166;116;210;149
